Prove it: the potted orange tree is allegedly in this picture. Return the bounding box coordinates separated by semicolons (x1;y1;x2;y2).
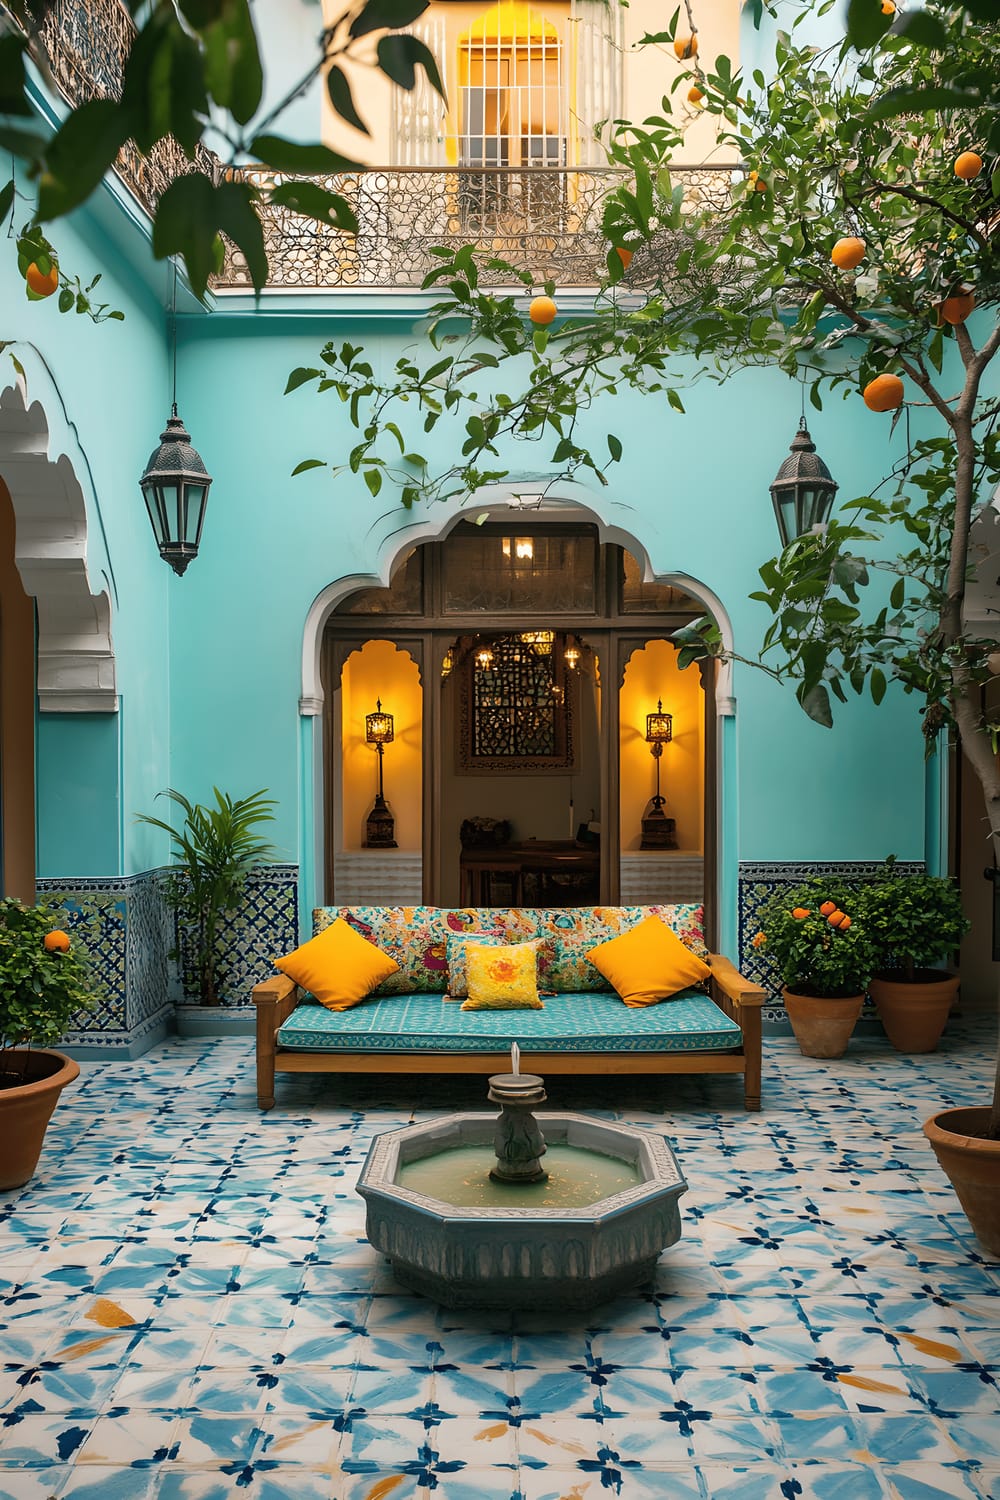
0;896;96;1190
754;879;877;1059
859;859;970;1054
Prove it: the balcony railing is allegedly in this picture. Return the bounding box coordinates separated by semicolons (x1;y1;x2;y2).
215;165;735;292
12;0;736;292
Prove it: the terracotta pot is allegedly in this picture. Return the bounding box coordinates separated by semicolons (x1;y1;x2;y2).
781;989;864;1059
0;1049;80;1191
869;970;959;1054
924;1107;1000;1257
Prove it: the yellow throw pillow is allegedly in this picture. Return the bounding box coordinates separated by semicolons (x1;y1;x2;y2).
275;918;399;1011
461;940;544;1011
586;914;712;1008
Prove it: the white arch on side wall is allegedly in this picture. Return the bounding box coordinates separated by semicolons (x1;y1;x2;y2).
0;359;117;711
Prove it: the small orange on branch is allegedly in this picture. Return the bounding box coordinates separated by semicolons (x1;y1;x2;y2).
529;295;557;326
862;373;904;412
954;151;983;181
831;236;866;270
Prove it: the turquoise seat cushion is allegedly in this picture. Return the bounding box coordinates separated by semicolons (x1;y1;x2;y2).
277;990;741;1054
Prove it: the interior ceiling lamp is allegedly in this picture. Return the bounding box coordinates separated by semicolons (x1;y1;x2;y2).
364;698;397;849
502;535;534;562
641;699;678;850
769;416;838;548
139;265;213;576
475;642;495;670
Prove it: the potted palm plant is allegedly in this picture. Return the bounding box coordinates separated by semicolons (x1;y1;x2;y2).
858;857;970;1054
0;896;96;1190
753;878;877;1058
137;787;276;1005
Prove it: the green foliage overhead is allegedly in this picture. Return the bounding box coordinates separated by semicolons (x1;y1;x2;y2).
0;897;97;1056
1;0;446;301
137;787;276;1005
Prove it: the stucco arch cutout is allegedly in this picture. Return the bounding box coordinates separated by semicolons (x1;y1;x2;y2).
298;485;736;713
0;364;117;711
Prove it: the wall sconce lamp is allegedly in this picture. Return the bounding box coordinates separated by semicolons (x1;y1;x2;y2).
563;637;582;670
441;647;454;679
364;698;397;848
475;642;495;670
640;699;677;850
139;266;213;576
769;417;838;548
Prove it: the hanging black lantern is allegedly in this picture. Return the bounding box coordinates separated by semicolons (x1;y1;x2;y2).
769;418;838;548
140;406;212;577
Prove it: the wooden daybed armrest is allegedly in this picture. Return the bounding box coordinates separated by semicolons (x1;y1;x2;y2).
706;953;767;1009
252;972;300;1110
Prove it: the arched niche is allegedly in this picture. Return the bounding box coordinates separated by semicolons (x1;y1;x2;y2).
0;366;117;711
335;640;424;853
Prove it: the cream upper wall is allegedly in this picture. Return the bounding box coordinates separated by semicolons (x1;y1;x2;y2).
320;0;742;165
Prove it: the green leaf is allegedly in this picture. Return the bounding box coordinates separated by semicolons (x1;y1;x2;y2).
871;667;887;706
0;33;31;116
895;12;949;49
152;173;266;298
249;135;363;174
349;0;430;37
326;65;370;135
0;178;14;227
121;7;207;156
285;368;324;394
197;0;264;125
607;434;623;463
269;182;358;233
799;682;833;728
364;467;383;497
867;85;983;122
37;100;130;221
291;459;325;475
376;34;446;99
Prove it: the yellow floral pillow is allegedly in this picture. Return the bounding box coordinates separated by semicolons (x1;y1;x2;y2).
586;914;712;1008
275;918;399;1011
461;940;544;1011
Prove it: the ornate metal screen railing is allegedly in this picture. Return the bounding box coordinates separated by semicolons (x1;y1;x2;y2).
215;165;735;291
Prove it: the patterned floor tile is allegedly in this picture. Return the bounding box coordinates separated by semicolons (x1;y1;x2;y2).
0;1027;995;1500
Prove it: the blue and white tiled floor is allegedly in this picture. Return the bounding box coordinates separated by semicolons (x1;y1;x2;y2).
1;1023;999;1500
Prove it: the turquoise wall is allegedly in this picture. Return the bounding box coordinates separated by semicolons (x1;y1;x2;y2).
163;307;934;910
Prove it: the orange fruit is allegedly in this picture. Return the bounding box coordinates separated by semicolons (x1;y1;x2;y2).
529;295;557;326
939;289;976;325
687;84;705;105
827;909;845;927
837;914;852;929
881;0;895;13
751;931;766;948
831;236;866;270
673;34;697;59
44;929;71;953
753;176;768;193
25;261;59;297
615;247;633;270
819;901;837;917
954;151;983;181
863;373;904;411
792;907;811;919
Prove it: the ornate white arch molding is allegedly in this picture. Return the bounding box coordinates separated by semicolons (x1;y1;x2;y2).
299;482;736;713
0;367;117;712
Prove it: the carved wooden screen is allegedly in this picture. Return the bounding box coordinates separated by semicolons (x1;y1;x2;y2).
458;632;576;773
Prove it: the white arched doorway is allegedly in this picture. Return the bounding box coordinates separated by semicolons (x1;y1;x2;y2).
297;491;735;945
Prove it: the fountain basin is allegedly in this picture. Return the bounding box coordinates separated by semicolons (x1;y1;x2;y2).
357;1111;687;1309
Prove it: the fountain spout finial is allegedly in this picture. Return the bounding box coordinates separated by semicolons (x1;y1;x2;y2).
487;1068;548;1184
511;1041;520;1076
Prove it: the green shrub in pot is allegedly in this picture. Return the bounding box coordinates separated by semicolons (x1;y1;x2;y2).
858;856;970;982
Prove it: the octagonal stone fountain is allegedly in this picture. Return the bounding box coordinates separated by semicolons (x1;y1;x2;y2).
357;1053;687;1310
